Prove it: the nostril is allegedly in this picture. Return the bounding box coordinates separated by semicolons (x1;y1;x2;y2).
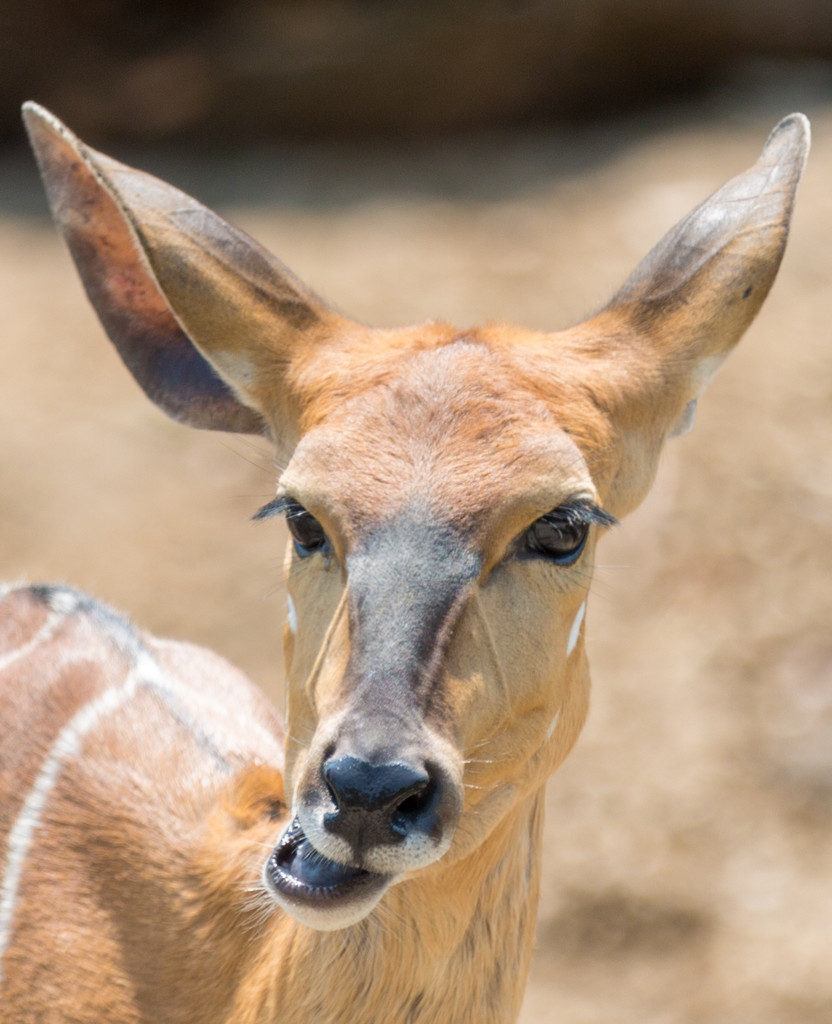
390;779;437;838
324;773;340;811
396;778;433;817
397;793;425;817
319;755;453;850
323;756;429;813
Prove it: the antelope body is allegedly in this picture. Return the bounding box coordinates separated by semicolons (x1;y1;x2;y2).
0;106;809;1023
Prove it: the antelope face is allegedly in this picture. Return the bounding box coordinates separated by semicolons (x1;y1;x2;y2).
24;103;808;931
265;331;617;928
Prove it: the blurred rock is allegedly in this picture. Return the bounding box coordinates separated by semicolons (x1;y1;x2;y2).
4;0;832;144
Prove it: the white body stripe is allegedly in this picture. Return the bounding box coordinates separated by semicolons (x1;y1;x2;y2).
566;601;586;658
0;608;65;676
0;649;166;986
149;637;283;762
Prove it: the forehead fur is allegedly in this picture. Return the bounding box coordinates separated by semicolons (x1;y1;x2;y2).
280;326;615;537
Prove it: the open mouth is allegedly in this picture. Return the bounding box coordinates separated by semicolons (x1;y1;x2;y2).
266;816;390;908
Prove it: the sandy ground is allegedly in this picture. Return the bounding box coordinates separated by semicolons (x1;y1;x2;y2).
1;88;831;1021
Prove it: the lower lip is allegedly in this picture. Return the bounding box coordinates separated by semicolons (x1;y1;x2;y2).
265;816;390;906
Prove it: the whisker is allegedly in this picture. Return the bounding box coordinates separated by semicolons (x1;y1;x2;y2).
217;436;277;477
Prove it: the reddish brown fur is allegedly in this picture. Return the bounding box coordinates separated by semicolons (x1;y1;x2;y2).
0;108;809;1022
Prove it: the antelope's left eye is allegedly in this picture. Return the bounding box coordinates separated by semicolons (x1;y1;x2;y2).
287;506;329;557
524;512;589;565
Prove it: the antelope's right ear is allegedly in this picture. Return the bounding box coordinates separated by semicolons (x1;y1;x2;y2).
22;102;346;441
583;112;809;517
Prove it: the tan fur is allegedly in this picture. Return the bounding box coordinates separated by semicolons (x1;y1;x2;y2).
0;108;809;1022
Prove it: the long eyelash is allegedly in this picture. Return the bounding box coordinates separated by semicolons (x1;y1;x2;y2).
254;497;617;538
252;495;295;522
542;501;618;530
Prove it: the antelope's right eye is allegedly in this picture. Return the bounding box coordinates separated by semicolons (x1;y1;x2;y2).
286;506;329;557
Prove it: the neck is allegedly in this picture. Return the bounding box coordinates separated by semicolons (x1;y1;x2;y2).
228;786;547;1024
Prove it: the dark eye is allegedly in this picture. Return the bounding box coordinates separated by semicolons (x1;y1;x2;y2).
524;512;589;565
287;506;329;558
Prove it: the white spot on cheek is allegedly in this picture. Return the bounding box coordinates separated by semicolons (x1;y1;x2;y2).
287;595;297;634
545;709;561;742
566;601;586;659
669;398;697;437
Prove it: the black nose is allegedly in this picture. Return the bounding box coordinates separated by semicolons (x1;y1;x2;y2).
322;756;439;848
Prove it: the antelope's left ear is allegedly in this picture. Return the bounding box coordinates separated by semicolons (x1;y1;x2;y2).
588;114;809;515
22;102;353;451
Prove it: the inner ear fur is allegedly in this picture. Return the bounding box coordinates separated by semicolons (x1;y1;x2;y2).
585;113;809;516
23;102;346;439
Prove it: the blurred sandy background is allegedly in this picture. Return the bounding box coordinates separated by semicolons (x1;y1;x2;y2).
1;4;831;1021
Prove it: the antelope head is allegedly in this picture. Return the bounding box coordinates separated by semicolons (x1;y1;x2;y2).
24;104;808;932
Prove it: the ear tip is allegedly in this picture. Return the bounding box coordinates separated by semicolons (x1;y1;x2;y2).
22;101;62;135
21;101;80;160
763;112;811;169
21;99;48;123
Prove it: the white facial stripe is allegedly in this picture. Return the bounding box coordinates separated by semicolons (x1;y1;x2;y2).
545;709;561;742
566;601;586;658
287;594;297;634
